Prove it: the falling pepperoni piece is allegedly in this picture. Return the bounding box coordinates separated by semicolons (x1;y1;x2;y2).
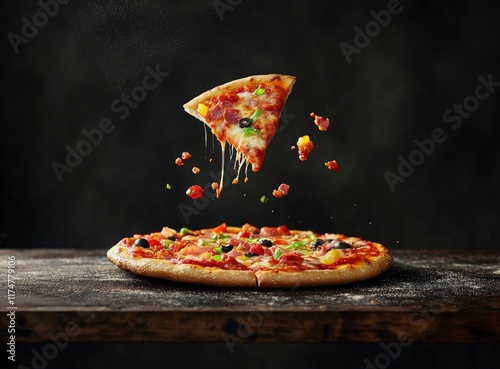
325;160;340;171
181;152;192;160
186;185;204;199
273;183;290;198
175;157;184;166
310;112;330;131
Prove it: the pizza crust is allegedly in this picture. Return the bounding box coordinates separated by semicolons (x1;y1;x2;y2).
107;244;257;288
255;253;393;288
182;74;296;123
107;242;393;289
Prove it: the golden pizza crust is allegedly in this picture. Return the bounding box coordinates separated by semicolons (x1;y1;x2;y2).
107;241;393;289
107;244;257;287
255;252;393;288
182;74;296;122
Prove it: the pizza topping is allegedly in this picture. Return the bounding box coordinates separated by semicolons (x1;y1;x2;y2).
312;239;325;249
250;108;263;122
175;157;184;166
310;112;330;131
334;241;351;249
325;160;340;171
221;244;233;253
133;238;150;248
259;239;273;247
319;249;343;265
223;108;242;124
196;103;209;117
272;183;290;198
242;127;260;137
117;223;386;274
297;135;314;161
186;185;204;199
211;182;219;190
238;118;253;128
181;152;192;160
260;195;268;204
254;86;266;96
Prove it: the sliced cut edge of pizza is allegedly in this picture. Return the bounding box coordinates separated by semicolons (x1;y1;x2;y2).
183;74;296;195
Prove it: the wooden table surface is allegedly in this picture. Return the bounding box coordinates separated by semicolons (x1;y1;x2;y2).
1;248;498;343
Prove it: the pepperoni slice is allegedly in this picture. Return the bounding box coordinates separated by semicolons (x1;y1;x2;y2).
223;108;242;124
207;102;224;122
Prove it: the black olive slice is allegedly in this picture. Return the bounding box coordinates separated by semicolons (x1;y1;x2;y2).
238;118;252;128
133;238;150;248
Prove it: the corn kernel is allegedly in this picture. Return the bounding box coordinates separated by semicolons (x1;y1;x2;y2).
197;103;209;117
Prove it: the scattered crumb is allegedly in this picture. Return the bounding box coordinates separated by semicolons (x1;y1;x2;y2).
310;112;330;131
192;166;200;174
272;183;290;198
325;160;340;171
297;135;314;161
291;145;296;150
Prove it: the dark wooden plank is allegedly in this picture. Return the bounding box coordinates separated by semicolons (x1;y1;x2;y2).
0;249;499;343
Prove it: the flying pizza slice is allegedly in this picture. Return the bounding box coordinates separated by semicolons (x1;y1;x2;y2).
183;74;296;196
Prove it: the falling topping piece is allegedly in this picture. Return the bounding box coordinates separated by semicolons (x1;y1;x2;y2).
297;135;314;161
186;185;204;199
272;183;290;198
181;152;192;160
175;157;184;166
310;112;330;131
192;167;200;174
325;160;340;171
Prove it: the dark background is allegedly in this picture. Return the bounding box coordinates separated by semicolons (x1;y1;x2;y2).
1;0;499;368
1;0;499;251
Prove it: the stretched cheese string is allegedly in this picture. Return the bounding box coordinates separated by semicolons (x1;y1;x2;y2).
217;140;226;198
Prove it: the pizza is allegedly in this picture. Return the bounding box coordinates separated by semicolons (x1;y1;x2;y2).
183;74;296;195
107;223;393;288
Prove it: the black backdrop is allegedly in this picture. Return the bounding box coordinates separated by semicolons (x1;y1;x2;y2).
1;0;499;251
1;0;499;368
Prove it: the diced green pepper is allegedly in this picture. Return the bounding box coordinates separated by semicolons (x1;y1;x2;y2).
162;239;174;248
260;195;268;204
287;241;307;250
273;248;282;260
211;254;222;261
165;183;172;189
255;87;265;96
212;234;229;240
214;247;223;254
180;227;191;235
243;127;260;137
250;108;262;122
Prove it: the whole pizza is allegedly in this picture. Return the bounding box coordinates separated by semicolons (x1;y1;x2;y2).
107;223;392;288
